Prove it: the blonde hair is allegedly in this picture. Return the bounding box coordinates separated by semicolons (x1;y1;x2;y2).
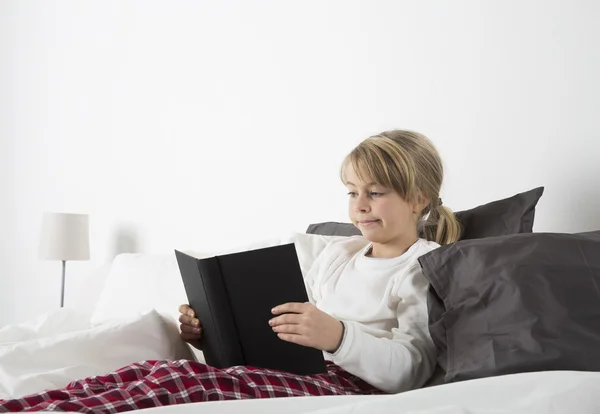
340;130;461;245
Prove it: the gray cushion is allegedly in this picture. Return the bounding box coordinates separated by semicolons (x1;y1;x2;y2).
418;231;600;383
454;186;544;239
306;187;545;240
305;221;362;237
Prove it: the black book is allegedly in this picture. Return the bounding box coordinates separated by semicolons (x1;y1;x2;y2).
174;243;327;375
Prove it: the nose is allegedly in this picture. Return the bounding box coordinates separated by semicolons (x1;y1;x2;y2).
352;193;371;213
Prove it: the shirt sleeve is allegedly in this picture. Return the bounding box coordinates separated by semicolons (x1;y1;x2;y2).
325;263;436;393
300;236;333;305
300;235;368;305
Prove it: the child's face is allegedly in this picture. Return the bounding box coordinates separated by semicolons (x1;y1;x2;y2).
344;164;419;245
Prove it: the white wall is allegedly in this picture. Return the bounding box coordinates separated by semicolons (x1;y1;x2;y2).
1;0;599;326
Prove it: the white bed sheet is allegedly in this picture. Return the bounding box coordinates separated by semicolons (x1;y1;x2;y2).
127;370;600;414
0;308;192;400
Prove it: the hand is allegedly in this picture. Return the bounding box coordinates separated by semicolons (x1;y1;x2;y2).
178;304;203;348
269;302;344;353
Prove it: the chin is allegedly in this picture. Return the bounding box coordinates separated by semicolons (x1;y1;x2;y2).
359;229;385;243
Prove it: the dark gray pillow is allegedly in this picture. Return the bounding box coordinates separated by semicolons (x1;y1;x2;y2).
306;187;545;240
305;221;362;237
454;186;544;239
418;231;600;383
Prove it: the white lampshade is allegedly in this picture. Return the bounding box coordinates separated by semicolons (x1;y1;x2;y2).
39;212;90;261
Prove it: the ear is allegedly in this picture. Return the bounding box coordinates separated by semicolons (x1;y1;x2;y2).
412;192;431;215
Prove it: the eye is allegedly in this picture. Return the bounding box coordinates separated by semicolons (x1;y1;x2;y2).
347;191;357;197
369;192;384;197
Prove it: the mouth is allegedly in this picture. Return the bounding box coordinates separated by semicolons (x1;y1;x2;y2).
357;219;381;226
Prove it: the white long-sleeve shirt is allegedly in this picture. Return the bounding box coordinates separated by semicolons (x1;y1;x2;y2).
304;236;439;394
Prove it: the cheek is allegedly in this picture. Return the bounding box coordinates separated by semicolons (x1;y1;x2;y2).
378;200;412;222
376;200;395;216
348;202;356;221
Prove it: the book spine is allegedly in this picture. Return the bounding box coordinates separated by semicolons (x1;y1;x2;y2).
197;257;245;368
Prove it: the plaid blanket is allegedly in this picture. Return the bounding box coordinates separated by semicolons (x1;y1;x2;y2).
0;360;384;412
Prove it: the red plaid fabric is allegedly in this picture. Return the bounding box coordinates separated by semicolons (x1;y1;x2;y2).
0;360;384;412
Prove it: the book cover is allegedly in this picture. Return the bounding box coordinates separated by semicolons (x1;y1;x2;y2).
175;243;327;375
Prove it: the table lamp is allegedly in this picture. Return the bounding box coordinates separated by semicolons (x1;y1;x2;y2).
39;212;90;307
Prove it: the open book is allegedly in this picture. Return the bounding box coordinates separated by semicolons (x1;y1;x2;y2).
174;244;327;375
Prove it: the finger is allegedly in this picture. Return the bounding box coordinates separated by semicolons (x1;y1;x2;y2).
180;332;202;342
272;302;308;315
178;314;201;327
178;314;192;325
178;304;195;318
180;324;202;335
272;324;306;335
277;333;310;347
269;313;302;327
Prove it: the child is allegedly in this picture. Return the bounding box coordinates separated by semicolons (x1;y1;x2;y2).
178;129;461;395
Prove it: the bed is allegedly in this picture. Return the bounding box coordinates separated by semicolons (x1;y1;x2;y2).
1;187;599;413
128;370;600;414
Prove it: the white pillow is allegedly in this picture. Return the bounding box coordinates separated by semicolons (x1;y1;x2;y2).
91;232;346;331
90;251;190;326
90;232;348;362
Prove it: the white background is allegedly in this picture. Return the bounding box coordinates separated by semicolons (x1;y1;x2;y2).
1;0;599;326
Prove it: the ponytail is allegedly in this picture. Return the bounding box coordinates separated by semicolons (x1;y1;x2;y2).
419;201;462;245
